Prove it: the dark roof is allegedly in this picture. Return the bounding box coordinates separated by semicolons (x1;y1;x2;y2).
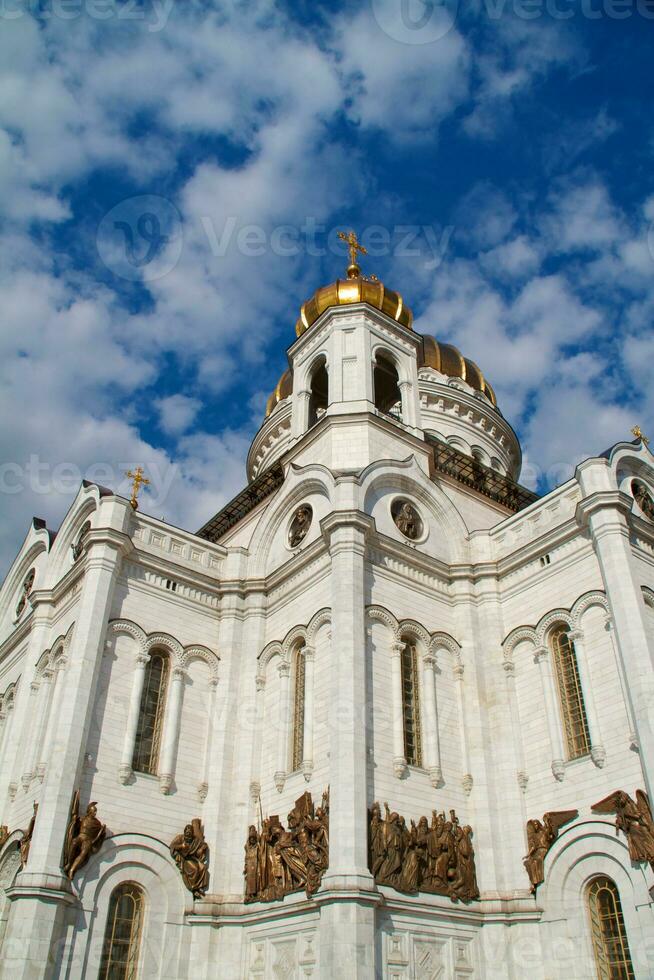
196;463;285;543
427;435;538;514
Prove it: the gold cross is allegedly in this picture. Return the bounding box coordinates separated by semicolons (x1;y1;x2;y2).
632;426;650;448
338;230;367;272
125;466;150;509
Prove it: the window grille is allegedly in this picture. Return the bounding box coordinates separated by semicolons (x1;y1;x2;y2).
291;646;306;771
132;652;169;775
587;876;635;980
99;882;144;980
550;627;590;760
400;641;422;767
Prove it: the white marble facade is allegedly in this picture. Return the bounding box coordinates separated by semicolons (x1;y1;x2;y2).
0;285;653;980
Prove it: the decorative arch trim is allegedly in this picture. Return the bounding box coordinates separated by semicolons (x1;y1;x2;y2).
502;590;610;661
109;620;219;680
257;609;332;681
366;605;460;663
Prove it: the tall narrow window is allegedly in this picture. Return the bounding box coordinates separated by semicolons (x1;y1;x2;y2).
132;651;169;775
550;626;590;760
587;876;635;980
308;358;328;427
291;644;306;771
373;353;402;419
401;640;422;767
99;882;144;980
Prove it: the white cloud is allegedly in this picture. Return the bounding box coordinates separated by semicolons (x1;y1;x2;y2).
155;394;202;436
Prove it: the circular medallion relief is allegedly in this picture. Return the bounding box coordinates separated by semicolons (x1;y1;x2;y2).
632;479;654;521
391;499;423;541
288;505;313;548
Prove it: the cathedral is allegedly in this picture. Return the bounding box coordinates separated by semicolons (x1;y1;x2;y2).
0;240;653;979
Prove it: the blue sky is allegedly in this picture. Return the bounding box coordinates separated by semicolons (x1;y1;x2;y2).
1;0;653;574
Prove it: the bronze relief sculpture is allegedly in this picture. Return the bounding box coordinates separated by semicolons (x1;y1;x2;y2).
632;480;654;521
391;500;423;540
15;569;35;620
244;789;329;902
369;802;479;902
592;789;654;868
19;802;38;869
288;505;313;547
63;790;106;879
170;819;209;898
523;810;578;892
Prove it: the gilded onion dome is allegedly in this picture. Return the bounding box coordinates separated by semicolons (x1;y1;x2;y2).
419;335;497;407
295;273;413;337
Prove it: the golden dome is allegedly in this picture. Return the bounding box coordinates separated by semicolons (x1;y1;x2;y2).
265;369;293;417
295;273;413;337
420;336;497;407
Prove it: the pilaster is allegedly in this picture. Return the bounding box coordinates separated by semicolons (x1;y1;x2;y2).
576;480;654;801
2;525;128;979
319;508;377;975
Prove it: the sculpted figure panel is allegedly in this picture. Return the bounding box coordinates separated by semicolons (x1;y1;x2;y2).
523;810;578;892
19;803;38;869
170;819;209;898
593;789;654;867
63;790;106;879
244;789;329;902
369;802;479;903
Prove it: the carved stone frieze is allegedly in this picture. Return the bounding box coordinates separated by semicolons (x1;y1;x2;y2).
244;789;329;902
369;802;479;903
592;789;654;868
170;819;209;898
62;790;106;879
523;809;578;892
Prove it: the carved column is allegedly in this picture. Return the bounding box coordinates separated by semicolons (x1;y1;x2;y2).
248;674;266;819
0;705;11;773
0;603;52;813
37;657;67;781
274;661;291;793
301;645;315;781
20;679;43;790
25;669;54;786
503;659;528;792
605;619;638;748
420;653;442;787
292;388;311;436
119;652;149;784
198;677;219;801
453;660;473;795
534;646;566;780
390;641;407;778
159;666;186;795
568;629;606;768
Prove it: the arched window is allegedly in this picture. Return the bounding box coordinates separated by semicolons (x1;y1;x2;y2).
308;358;328;428
291;643;306;771
132;651;170;775
99;881;144;980
373;353;402;419
550;626;590;760
587;876;634;980
400;639;422;767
